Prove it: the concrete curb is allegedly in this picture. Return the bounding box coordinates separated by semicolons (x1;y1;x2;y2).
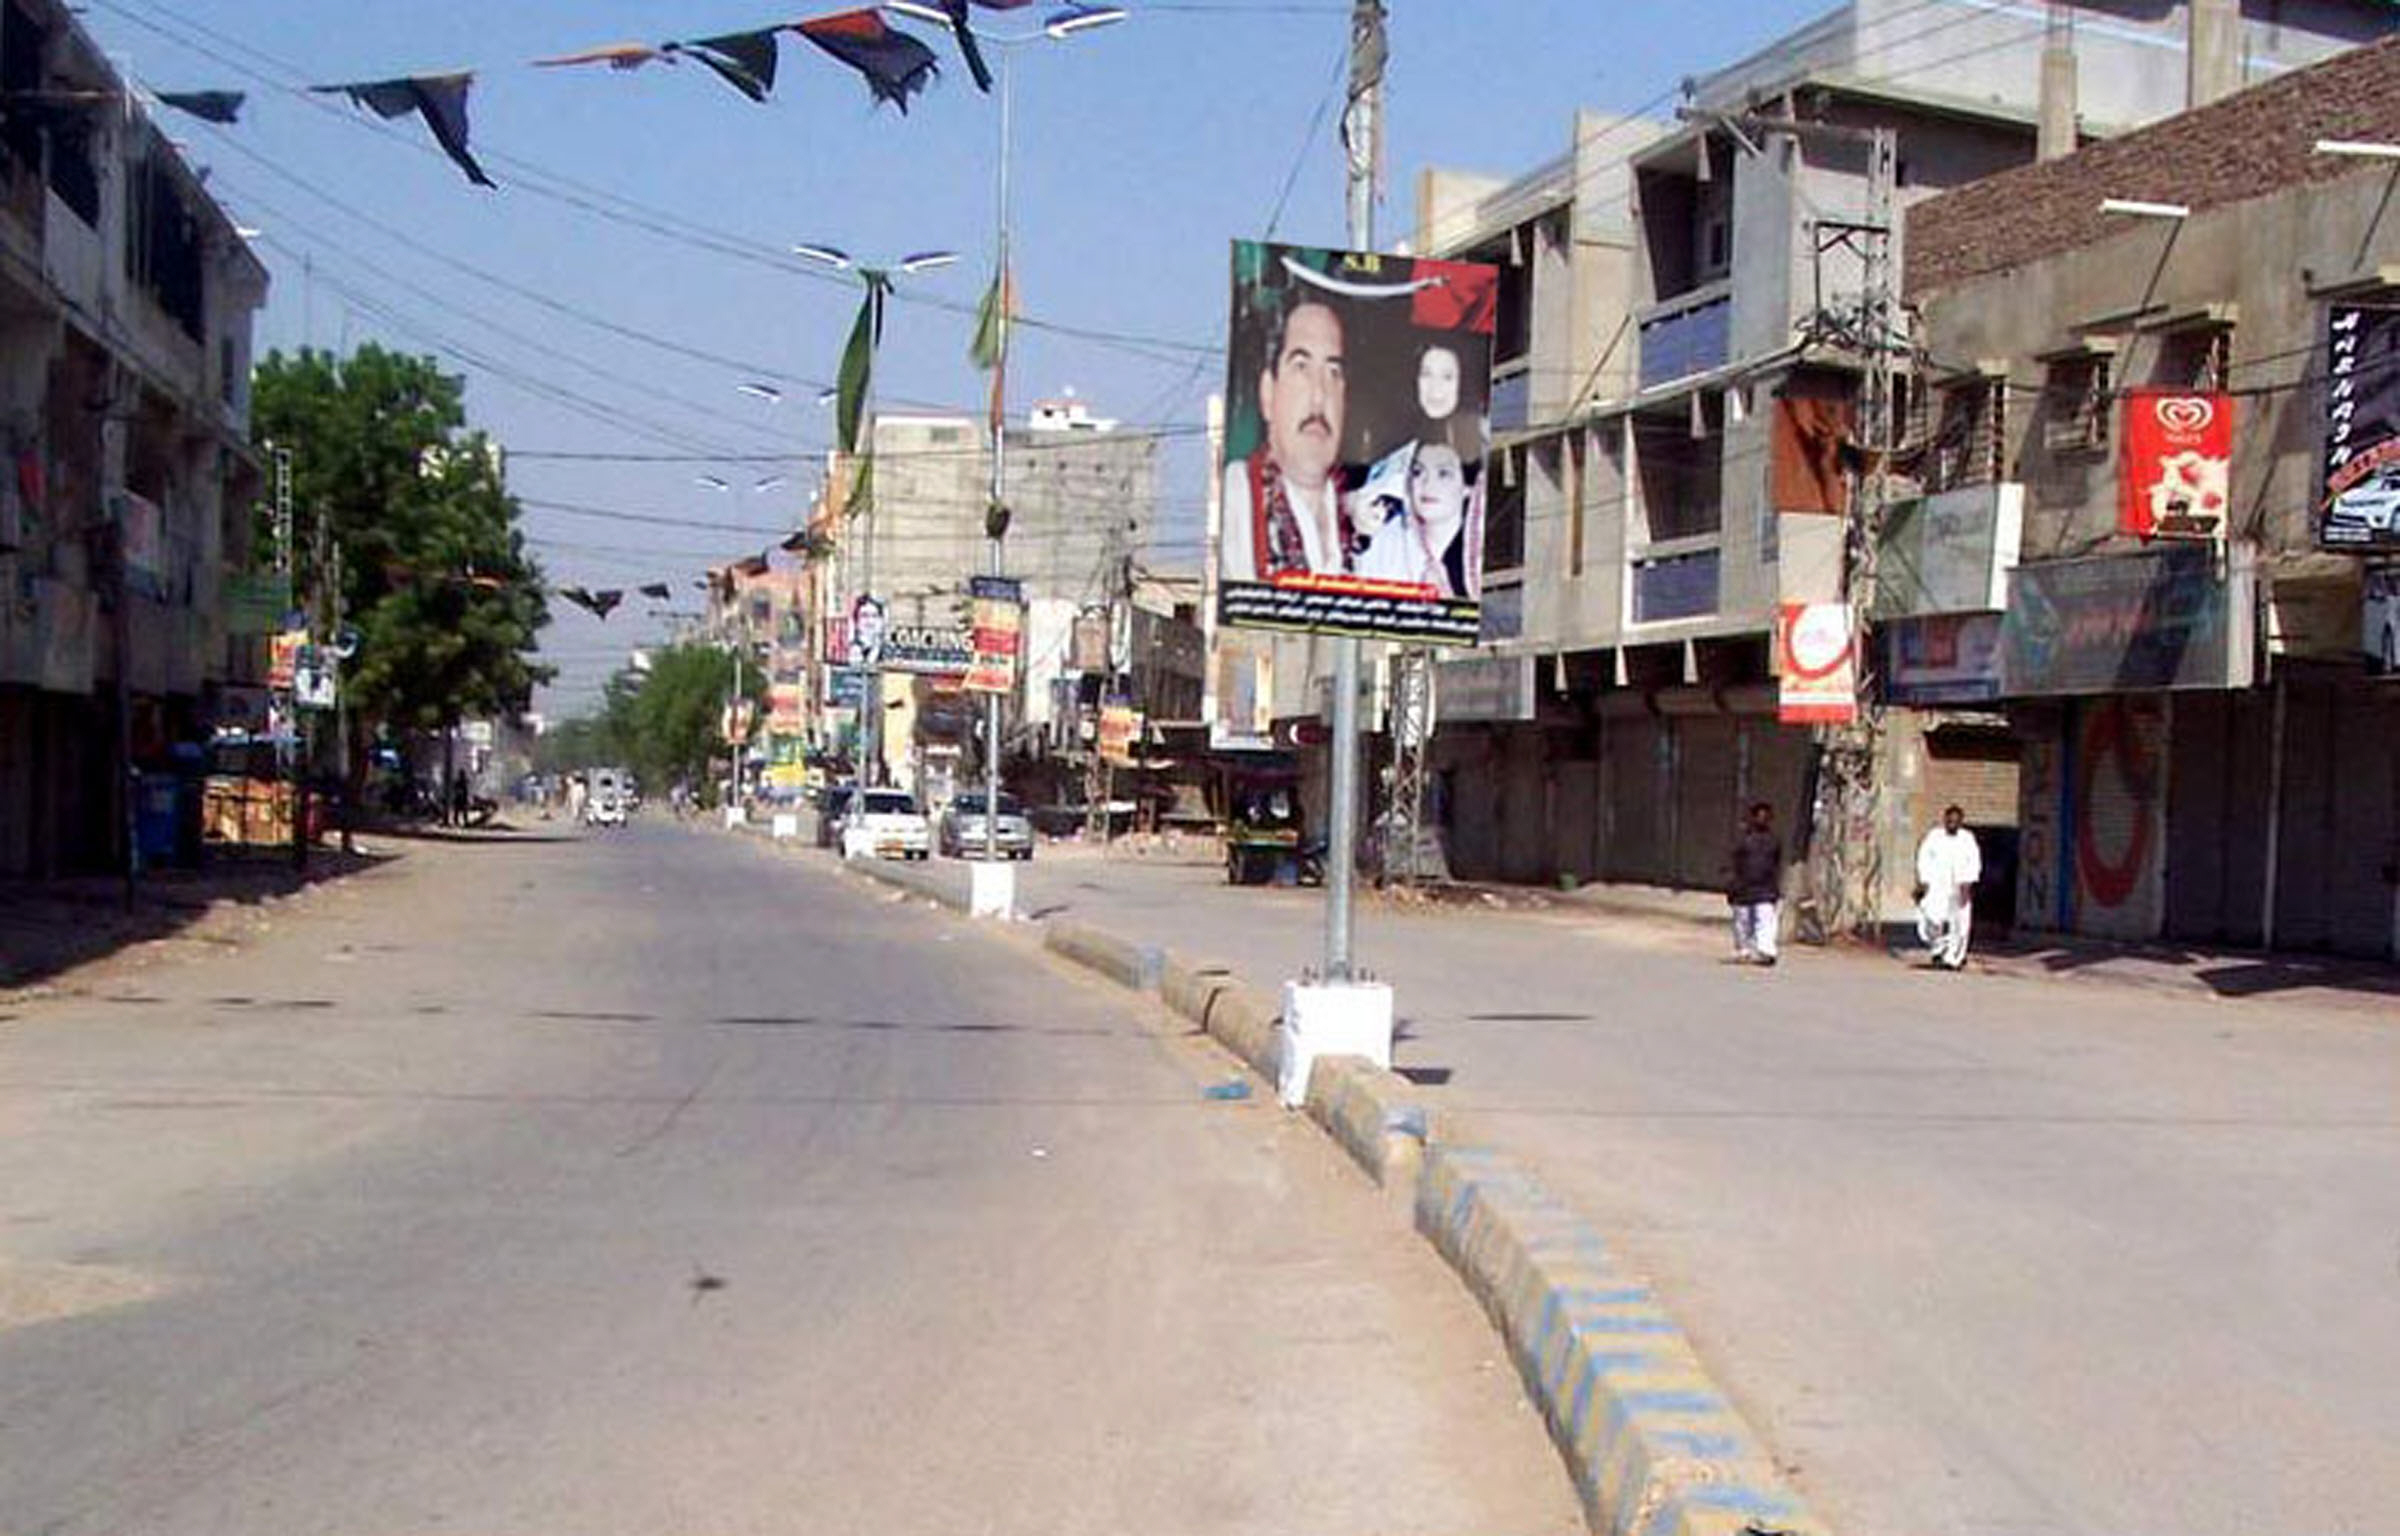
768;833;1827;1535
1159;952;1280;1080
1417;1144;1826;1536
1042;920;1165;992
1300;1054;1432;1193
843;853;968;912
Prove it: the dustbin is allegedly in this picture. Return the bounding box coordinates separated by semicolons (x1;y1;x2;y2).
134;773;181;868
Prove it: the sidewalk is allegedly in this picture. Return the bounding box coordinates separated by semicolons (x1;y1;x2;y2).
759;824;2400;1536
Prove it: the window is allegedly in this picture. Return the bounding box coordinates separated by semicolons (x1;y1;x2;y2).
2153;327;2231;391
125;151;205;341
1633;398;1724;542
1483;445;1526;573
2040;355;2109;453
1928;378;2007;492
0;1;42;180
45;110;98;225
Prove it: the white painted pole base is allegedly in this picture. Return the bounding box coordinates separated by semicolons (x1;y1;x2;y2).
1277;979;1395;1108
771;812;800;840
723;806;746;830
969;860;1018;920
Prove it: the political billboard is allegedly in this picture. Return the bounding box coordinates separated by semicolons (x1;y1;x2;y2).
1217;239;1497;644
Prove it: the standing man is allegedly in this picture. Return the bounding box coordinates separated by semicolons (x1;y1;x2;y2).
1726;801;1783;967
1221;297;1353;580
1914;804;1983;970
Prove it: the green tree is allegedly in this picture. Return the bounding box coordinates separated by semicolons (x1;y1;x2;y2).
617;643;765;804
250;345;550;776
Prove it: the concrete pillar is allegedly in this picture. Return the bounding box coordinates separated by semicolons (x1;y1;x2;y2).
2187;0;2242;110
2038;8;2078;162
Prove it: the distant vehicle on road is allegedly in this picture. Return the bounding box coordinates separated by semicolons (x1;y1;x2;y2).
584;767;629;828
938;791;1034;860
842;788;929;861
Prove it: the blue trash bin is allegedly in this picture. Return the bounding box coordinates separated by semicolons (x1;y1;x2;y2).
135;773;180;868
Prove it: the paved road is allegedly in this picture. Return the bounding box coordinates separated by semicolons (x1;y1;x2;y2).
891;842;2400;1536
0;824;1580;1536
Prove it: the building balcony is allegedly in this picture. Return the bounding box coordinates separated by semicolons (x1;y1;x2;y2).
1635;280;1732;393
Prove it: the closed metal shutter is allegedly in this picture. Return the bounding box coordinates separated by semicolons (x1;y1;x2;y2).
2163;690;2272;946
1604;711;1671;884
1674;714;1739;889
2069;694;2168;942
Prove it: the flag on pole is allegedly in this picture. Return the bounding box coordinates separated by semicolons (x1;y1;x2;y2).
970;257;1015;434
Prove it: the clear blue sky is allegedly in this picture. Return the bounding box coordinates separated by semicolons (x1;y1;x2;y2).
83;0;1841;712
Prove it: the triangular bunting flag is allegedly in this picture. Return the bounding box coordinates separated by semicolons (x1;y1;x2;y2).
156;90;245;124
314;73;494;188
793;9;940;112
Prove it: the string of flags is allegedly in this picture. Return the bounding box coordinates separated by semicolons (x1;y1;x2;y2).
110;4;1041;190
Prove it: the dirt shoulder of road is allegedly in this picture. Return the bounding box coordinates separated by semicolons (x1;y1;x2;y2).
0;826;551;1006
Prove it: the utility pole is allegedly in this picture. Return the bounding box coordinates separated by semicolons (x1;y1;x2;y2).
982;47;1016;864
1802;123;1899;940
1320;0;1384;978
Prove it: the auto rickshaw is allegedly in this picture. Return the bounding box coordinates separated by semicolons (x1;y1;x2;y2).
1218;757;1321;886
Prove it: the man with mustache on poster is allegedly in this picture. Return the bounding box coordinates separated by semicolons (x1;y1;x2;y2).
1222;297;1354;580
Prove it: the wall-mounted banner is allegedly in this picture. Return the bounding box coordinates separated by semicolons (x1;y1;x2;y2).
1776;602;1857;724
1218;239;1498;644
223;570;292;636
964;574;1023;695
2120;389;2231;539
1882;611;2004;705
2000;543;2255;696
881;623;972;677
1873;482;2023;618
2320;300;2400;550
1097;701;1142;767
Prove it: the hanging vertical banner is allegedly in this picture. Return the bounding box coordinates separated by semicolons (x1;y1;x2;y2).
2320;300;2400;551
269;628;308;689
2119;389;2231;539
1097;701;1142;767
1776;601;1857;724
1217;239;1498;644
964;574;1023;695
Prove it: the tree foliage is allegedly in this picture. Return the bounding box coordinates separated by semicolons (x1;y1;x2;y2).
250;345;550;742
543;645;765;802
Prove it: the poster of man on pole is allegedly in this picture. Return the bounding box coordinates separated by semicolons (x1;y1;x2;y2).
1217;239;1498;645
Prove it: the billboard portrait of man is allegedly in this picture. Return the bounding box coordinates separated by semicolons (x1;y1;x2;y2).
1217;239;1498;645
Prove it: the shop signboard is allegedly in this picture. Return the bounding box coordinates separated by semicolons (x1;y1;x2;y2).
1097;701;1142;767
2119;390;2232;539
1431;652;1533;723
1776;601;1857;724
223;570;292;637
1217;239;1497;644
2000;544;2254;696
1873;482;2023;618
964;575;1023;695
2319;300;2400;550
881;623;972;677
1882;611;2004;705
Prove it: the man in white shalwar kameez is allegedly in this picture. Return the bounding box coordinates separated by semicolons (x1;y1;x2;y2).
1914;804;1982;970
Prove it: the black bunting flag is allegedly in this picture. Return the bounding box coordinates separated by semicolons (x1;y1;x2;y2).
313;73;494;188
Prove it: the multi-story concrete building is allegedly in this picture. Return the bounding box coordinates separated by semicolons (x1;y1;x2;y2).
0;0;269;875
1386;0;2387;899
1905;33;2400;959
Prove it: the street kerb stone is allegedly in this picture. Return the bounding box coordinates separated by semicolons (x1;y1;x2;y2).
1041;921;1164;993
1301;1053;1434;1194
1416;1142;1826;1536
1160;952;1280;1080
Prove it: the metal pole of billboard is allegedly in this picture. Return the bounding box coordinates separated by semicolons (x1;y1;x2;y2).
983;42;1015;867
1321;0;1384;982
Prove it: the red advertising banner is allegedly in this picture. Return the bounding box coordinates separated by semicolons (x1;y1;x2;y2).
1776;601;1857;724
2119;389;2231;539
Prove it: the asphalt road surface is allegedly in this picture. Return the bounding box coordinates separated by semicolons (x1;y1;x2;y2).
0;822;1580;1536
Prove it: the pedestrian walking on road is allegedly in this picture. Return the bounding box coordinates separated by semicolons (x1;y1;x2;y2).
1726;801;1783;966
1914;805;1983;970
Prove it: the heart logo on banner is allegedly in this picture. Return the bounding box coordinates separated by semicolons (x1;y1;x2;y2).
2156;396;2215;433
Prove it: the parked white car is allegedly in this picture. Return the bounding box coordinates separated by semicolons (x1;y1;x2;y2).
840;789;931;861
2367;563;2400;674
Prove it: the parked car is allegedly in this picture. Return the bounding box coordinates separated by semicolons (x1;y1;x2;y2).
938;791;1035;860
842;788;930;861
2367;562;2400;674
